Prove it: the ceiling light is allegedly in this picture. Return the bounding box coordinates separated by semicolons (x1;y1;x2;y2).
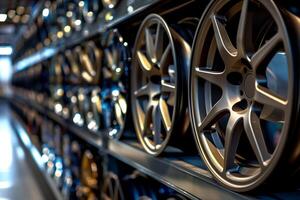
42;8;49;17
16;6;25;15
0;46;13;55
12;15;20;23
21;14;30;23
79;1;84;7
74;19;81;26
7;10;15;19
0;14;7;22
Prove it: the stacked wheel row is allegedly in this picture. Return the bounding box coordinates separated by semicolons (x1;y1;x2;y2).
12;102;189;200
15;0;121;60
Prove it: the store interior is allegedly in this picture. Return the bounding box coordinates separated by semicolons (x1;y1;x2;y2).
1;0;300;199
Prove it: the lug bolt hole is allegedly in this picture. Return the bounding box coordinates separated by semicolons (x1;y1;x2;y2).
227;72;243;85
240;90;244;96
232;99;248;112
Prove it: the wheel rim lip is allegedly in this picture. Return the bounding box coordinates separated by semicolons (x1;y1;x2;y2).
188;0;294;191
131;14;179;155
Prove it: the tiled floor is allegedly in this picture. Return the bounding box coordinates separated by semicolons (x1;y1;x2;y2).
0;101;46;200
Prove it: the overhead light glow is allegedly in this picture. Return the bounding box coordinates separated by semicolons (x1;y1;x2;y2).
0;14;7;22
0;46;13;55
42;8;49;17
74;19;82;26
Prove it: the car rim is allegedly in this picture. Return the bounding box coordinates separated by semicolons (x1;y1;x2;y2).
131;14;191;155
81;150;99;192
101;29;129;139
78;41;102;84
102;172;125;200
190;0;293;191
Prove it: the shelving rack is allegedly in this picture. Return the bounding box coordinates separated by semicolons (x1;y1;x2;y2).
11;87;300;200
14;0;183;72
10;0;300;199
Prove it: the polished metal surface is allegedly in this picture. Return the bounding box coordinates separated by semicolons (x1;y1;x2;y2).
189;0;297;192
0;101;46;200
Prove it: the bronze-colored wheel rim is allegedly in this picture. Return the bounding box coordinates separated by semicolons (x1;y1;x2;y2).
189;0;297;191
131;14;191;155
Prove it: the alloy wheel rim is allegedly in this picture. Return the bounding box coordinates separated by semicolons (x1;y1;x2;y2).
190;0;293;190
102;172;124;200
101;29;129;139
131;14;179;155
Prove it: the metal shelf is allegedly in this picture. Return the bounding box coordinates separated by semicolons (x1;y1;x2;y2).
13;0;172;72
11;92;257;200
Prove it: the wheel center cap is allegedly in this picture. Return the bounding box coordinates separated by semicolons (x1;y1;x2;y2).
244;74;255;98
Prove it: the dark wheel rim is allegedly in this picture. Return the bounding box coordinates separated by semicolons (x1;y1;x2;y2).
131;14;187;155
101;29;129;139
102;172;125;200
190;0;293;191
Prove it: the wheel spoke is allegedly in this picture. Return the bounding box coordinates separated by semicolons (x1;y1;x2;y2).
161;80;175;93
137;50;153;72
250;33;281;71
137;50;160;76
114;102;124;127
112;48;119;66
159;98;172;131
108;180;114;199
145;28;156;62
244;109;271;167
134;83;150;97
152;105;162;145
105;49;114;67
223;114;242;172
211;15;238;66
199;98;228;132
195;66;225;87
236;0;249;57
154;23;164;59
142;106;153;136
160;44;172;73
113;180;121;200
254;84;286;110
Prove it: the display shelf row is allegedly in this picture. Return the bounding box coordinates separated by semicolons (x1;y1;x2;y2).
14;0;190;72
11;88;289;200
